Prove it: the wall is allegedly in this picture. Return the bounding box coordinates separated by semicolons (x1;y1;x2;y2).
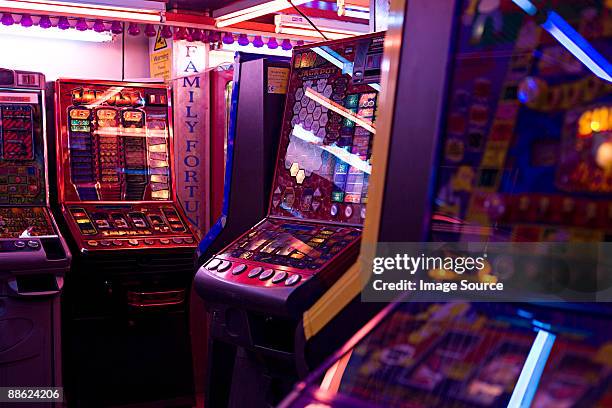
0;32;150;80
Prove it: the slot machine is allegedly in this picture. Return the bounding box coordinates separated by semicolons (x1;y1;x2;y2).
0;68;71;402
194;33;385;407
281;1;612;407
54;79;197;407
195;54;289;408
196;53;290;264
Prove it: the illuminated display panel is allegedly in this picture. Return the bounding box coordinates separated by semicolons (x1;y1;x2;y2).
56;80;196;251
430;0;612;243
327;303;610;408
218;218;361;272
284;3;612;408
56;80;173;203
268;34;384;226
0;89;54;238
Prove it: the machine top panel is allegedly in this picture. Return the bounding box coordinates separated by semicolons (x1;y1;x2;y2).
56;79;174;204
269;33;384;226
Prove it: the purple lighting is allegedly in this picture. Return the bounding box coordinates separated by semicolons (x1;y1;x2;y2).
174;26;188;40
252;35;264;48
190;28;203;42
267;37;278;49
222;32;234;44
75;18;88;31
38;15;52;29
20;14;33;28
144;24;156;37
127;22;140;36
161;25;173;39
237;33;249;46
110;21;123;34
208;30;220;43
281;39;292;50
57;16;70;30
93;19;105;32
1;13;14;26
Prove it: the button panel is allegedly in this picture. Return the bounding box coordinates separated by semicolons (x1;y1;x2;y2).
204;258;308;289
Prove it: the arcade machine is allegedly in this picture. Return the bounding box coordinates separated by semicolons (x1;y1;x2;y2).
280;0;612;406
195;53;291;408
195;33;385;407
53;79;197;407
0;69;71;402
196;53;290;264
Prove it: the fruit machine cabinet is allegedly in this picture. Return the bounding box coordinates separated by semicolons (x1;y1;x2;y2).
195;32;385;407
195;54;289;408
197;53;290;265
54;79;197;407
0;68;71;405
280;0;612;407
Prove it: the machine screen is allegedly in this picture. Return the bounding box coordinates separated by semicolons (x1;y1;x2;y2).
218;218;360;271
284;3;611;407
0;88;54;238
56;81;172;202
431;0;612;243
55;80;195;251
331;302;610;408
269;35;383;225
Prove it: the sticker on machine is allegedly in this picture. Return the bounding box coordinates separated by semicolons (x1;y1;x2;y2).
267;67;289;94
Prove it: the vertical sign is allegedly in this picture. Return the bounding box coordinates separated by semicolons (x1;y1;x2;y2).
172;41;210;239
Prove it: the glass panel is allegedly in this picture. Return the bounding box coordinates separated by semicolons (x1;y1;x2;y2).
269;34;384;225
431;0;612;243
56;81;172;202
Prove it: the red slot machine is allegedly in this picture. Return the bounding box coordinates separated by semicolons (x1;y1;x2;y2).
55;80;196;250
194;32;385;406
54;79;197;407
